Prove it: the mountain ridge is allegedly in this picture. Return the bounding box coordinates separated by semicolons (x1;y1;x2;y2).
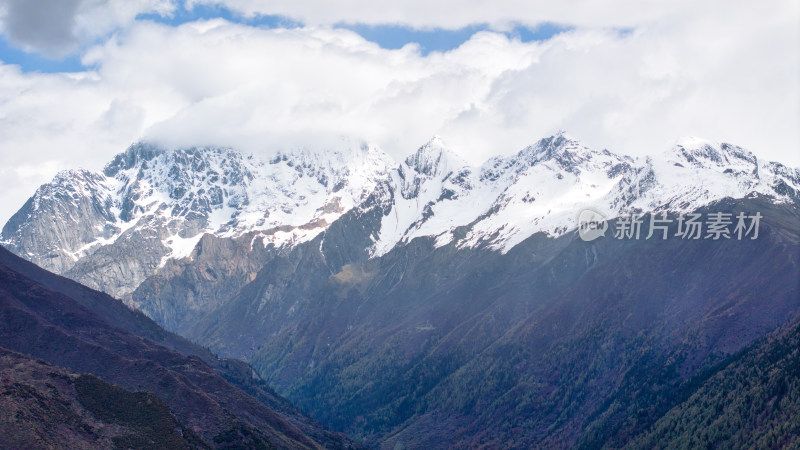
2;133;798;317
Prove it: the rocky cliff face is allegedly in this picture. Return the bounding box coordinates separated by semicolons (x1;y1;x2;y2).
131;231;277;333
1;169;119;275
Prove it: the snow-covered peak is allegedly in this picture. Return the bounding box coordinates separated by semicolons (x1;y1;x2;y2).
101;145;257;227
630;137;799;213
95;140;397;238
103;142;164;177
271;140;395;193
36;169;110;201
403;136;468;178
515;133;621;173
15;169;115;229
670;137;758;173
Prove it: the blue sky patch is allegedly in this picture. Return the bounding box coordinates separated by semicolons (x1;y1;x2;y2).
0;35;87;73
136;3;302;29
338;22;571;55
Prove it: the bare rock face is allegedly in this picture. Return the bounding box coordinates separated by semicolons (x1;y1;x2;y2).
1;169;118;275
130;231;277;334
65;221;170;301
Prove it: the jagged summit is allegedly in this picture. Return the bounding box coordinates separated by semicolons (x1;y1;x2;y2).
521;132;577;160
103;142;165;177
404;136;469;177
513;132;624;174
270;140;395;192
671;136;758;169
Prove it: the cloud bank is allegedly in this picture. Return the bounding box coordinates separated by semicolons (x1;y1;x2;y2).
0;1;797;225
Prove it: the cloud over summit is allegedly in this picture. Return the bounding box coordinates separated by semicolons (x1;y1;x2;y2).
0;1;797;225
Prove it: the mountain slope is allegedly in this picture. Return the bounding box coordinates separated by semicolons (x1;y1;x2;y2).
627;318;800;449
0;347;206;449
0;245;359;449
188;196;799;447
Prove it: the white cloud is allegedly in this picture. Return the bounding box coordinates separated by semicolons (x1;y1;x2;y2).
0;1;798;226
188;0;795;31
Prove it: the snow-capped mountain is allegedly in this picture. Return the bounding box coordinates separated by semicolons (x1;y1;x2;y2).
372;133;800;255
1;138;393;298
2;132;798;300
